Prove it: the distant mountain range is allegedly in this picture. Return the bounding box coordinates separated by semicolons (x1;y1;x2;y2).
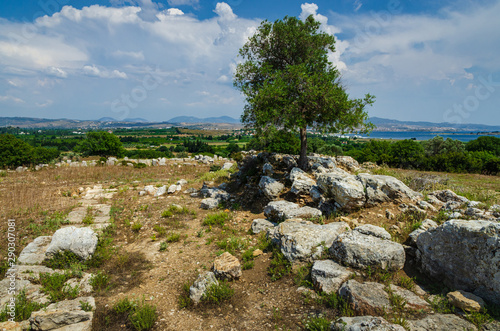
0;115;498;132
167;116;240;124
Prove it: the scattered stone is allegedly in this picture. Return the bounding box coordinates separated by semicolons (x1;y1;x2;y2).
258;176;284;200
264;201;322;222
0;321;22;331
167;185;177;194
251;219;276;234
289;168;316;195
268;219;349;262
252;249;263;257
331;316;405;331
189;272;218;304
213;252;242;280
330;231;405;271
430;189;469;204
406;314;477;331
45;227;98;261
221;162;233;170
416;220;500;304
200;198;220;210
154;185;167;197
262;163;274;176
177;179;188;186
143;185;156;195
335;156;360;172
353;224;391;240
311;260;353;294
447;290;486;312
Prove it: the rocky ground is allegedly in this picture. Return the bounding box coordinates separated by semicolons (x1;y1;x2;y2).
0;153;499;331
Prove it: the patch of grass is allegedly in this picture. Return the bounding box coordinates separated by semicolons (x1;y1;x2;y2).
0;289;46;322
131;222;143;232
178;282;194;309
241;248;256;270
39;271;79;302
304;317;330;331
85;229;116;269
129;303;157;331
159;241;168;252
199;169;231;182
316;292;354;317
161;205;196;218
27;212;70;237
256;232;271;252
268;247;291;281
364;266;394;284
202;281;234;305
90;271;110;294
153;225;167;237
433;210;449;224
166;232;181;243
114;297;137;314
215;236;248;255
397;275;416;291
465;310;493;328
293;264;313;288
393;210;427;244
43;250;81;270
386;286;409;329
80;300;93;312
202;211;231;227
428;294;455;314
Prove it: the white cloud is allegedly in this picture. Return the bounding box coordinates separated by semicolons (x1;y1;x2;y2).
83;65;128;79
165;8;184;16
46;67;68;78
353;0;362;12
0;95;25;103
167;0;199;7
36;100;53;107
112;50;145;60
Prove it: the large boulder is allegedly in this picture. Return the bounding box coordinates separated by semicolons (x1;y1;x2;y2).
258;176;284;200
45;227;98;261
416;220;500;304
189;272;218;304
335;156;360;172
289;168;316;195
264;201;322;222
311;260;353;294
330;230;405;271
268;219;349;262
357;174;422;206
330;316;405;331
429;189;469;204
316;173;365;211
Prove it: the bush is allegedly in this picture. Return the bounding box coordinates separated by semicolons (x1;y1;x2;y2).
202;281;234;304
0;289;45;322
90;271;110;293
202;212;231;227
129;303;157;331
76;131;125;157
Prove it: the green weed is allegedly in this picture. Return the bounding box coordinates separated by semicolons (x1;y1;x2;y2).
202;281;234;305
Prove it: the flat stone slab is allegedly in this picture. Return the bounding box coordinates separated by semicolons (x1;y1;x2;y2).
0;279;50;306
331;316;405;331
311;260;353;294
330;231;405;271
45;226;98;261
251;219;276;234
264;201;322;222
268;219;350;262
29;297;95;331
18;236;52;265
407;314;477;331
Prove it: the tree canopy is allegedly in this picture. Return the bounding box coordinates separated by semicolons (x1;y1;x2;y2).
234;15;374;169
77;131;125;157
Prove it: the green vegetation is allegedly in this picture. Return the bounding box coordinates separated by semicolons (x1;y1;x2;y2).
76;131;125;157
0;289;45;322
304;317;331;331
0;133;60;168
234;15;374;169
178;282;194;308
202;281;234;304
112;297;157;331
39;272;80;302
90;271;111;294
202;212;231;227
268;246;292;281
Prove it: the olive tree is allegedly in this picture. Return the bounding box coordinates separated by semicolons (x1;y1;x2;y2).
234;15;374;169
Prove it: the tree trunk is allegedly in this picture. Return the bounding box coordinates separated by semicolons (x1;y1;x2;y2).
298;127;308;170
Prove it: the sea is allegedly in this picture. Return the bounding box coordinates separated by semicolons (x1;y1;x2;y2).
355;131;500;142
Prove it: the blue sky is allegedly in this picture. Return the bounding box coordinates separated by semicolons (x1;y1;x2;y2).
0;0;499;125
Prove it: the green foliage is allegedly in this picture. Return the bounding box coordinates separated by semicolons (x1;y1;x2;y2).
304;317;331;331
466;136;500;156
423;136;465;156
268;247;292;281
0;134;60;168
90;271;110;293
316;291;354;316
234;15;374;169
114;297;137;314
429;294;455;314
131;222;143;232
166;232;181;243
159;242;168;252
216;236;248;255
202;212;231;227
39;272;79;302
0;289;46;322
76;131;125;157
178;282;194;308
129;303;157;331
202;281;234;304
397;275;416;291
80;300;93;312
43;250;81;269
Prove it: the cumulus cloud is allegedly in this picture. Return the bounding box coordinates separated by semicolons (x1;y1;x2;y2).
46;67;68;78
83;65;128;79
0;95;25;103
